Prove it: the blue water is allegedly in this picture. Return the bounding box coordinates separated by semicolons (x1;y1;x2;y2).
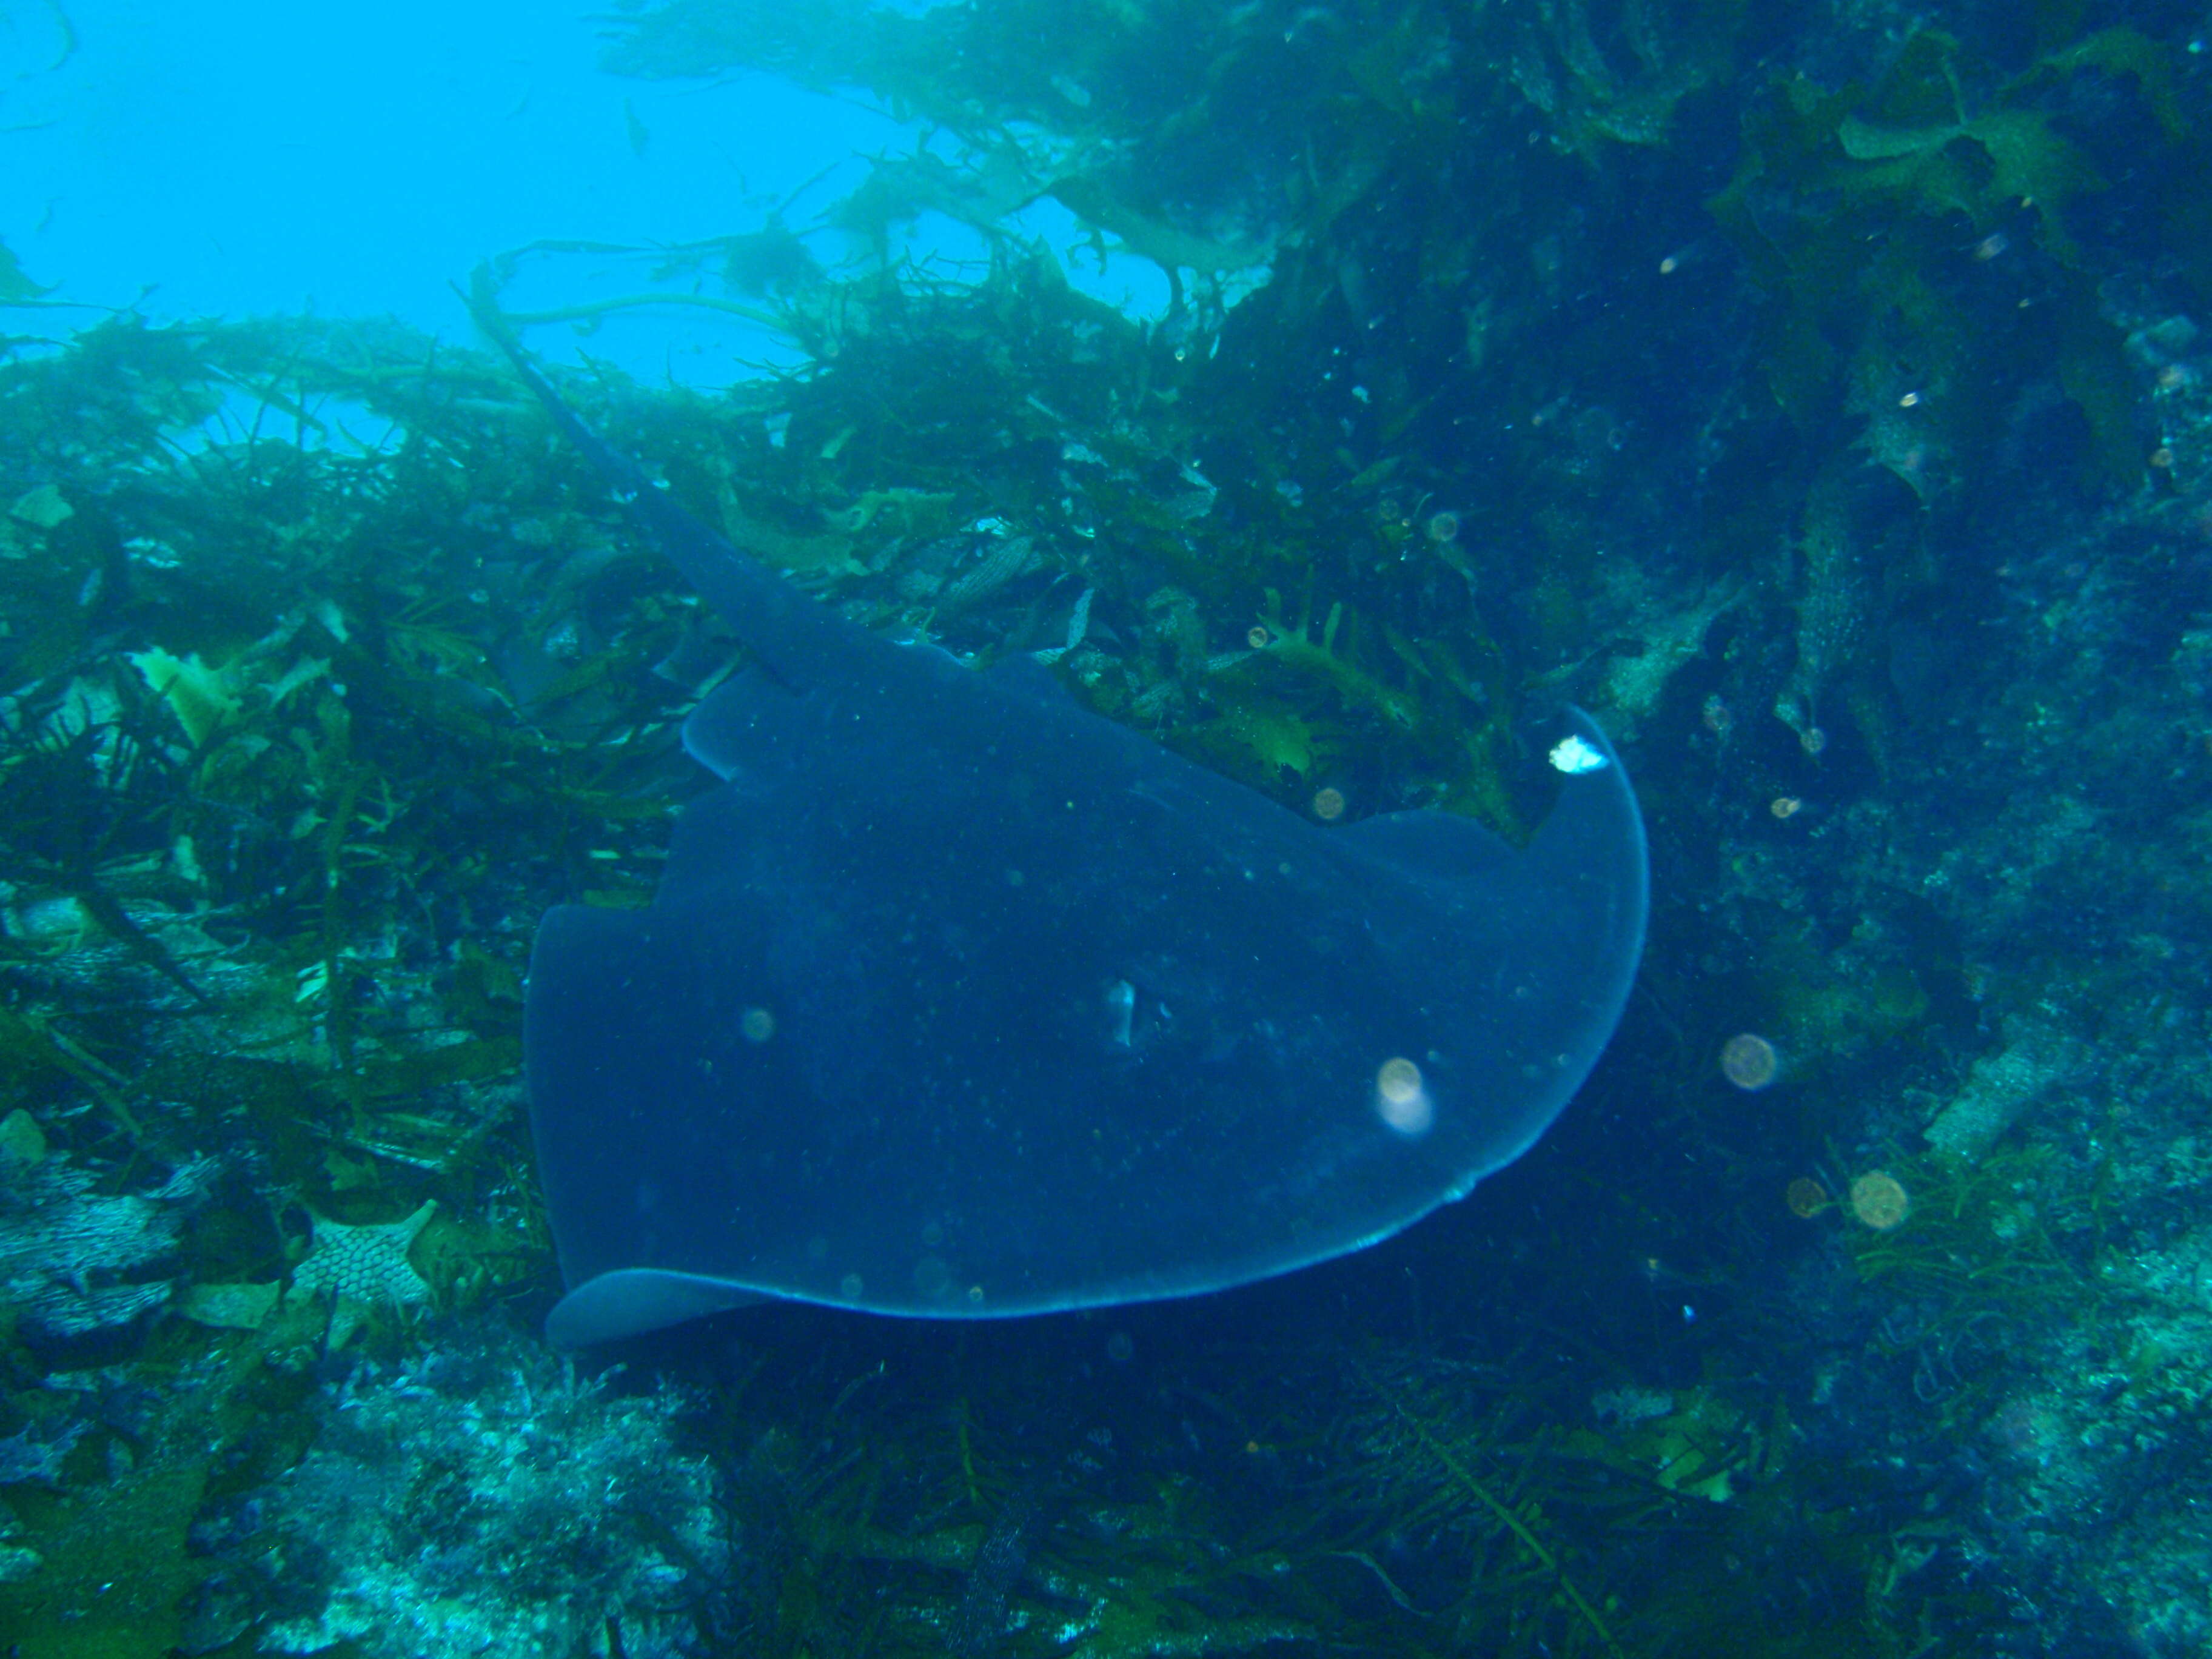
3;0;1169;379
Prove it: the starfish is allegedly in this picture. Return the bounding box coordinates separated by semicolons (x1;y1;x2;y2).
290;1199;437;1310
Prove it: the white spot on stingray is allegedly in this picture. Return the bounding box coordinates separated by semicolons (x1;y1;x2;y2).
1549;734;1609;775
1106;979;1136;1047
1375;1056;1433;1137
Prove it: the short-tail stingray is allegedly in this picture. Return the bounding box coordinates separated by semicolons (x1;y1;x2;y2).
477;310;1647;1349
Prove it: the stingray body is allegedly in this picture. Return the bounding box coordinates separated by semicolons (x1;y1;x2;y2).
485;323;1647;1348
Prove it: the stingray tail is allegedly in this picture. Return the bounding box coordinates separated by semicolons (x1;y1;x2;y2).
458;267;860;689
459;267;657;503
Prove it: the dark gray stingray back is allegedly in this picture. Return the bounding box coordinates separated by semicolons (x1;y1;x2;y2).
481;311;1647;1347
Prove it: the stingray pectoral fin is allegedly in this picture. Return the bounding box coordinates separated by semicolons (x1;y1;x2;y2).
546;1268;766;1349
1520;706;1650;1031
1331;708;1647;1176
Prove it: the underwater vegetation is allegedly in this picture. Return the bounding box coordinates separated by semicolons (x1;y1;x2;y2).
183;1319;738;1657
0;0;2210;1652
